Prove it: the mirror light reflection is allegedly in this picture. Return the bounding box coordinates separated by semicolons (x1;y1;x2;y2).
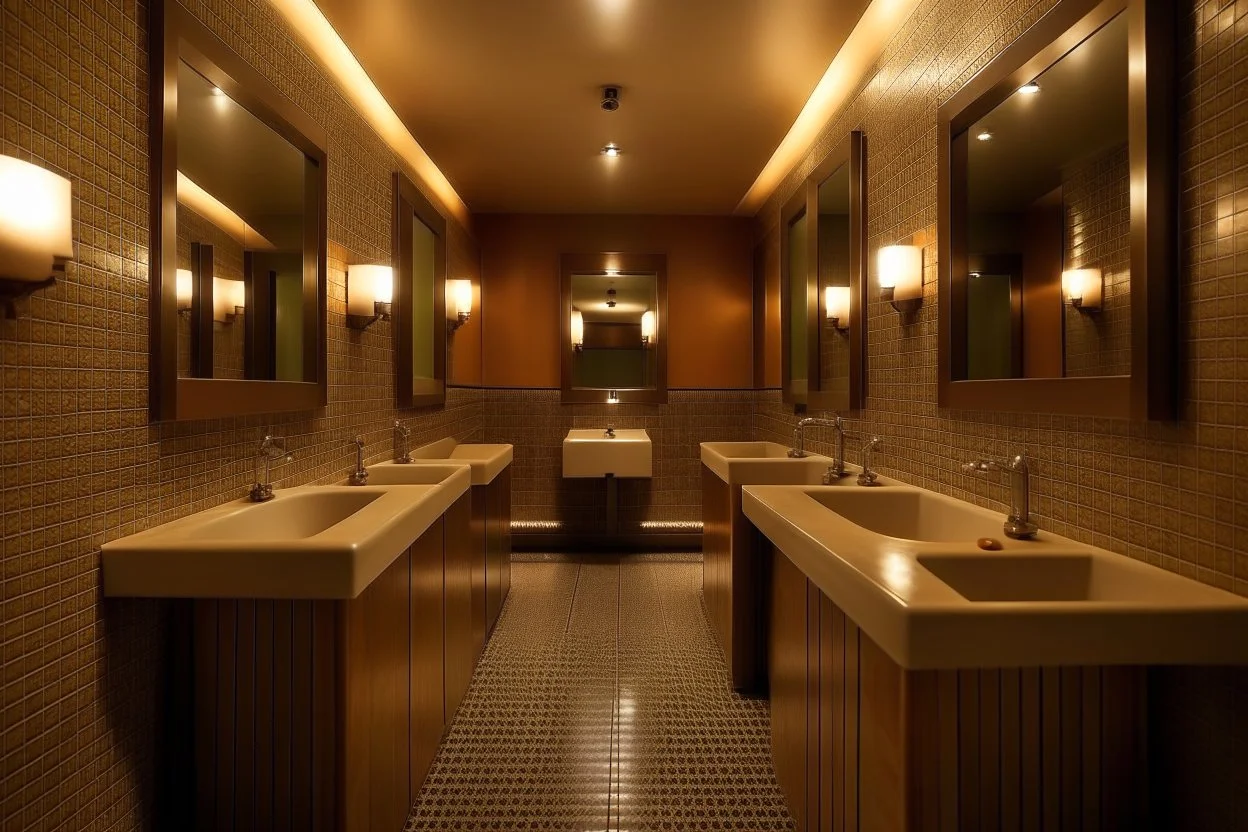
569;271;659;391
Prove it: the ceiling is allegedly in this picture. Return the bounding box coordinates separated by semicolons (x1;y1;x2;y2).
313;0;872;215
571;272;655;323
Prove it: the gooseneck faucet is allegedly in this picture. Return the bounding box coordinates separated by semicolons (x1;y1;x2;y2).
348;436;369;486
250;434;293;502
393;420;412;463
961;452;1038;539
605;424;616;438
790;416;849;480
857;437;883;487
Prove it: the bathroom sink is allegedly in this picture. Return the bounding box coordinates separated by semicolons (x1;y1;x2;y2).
809;487;1005;542
563;428;652;478
918;553;1109;602
396;437;513;485
101;467;471;600
190;490;383;541
701;441;890;486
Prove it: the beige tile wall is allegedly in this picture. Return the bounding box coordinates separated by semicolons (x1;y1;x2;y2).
753;0;1247;823
1;0;482;828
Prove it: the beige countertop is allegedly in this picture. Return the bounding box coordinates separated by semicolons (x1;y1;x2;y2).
402;438;513;485
743;483;1248;669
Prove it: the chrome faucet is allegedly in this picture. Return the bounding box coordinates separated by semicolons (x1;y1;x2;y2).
857;437;883;487
250;434;293;502
348;436;368;486
791;416;850;480
605;424;616;438
393;420;412;463
961;453;1038;539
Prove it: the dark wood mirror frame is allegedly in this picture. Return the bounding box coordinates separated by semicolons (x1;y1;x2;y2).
148;2;328;421
560;253;668;405
937;0;1175;419
781;131;867;412
393;172;448;408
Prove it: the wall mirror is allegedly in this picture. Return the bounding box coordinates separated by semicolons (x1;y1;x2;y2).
560;253;667;404
781;131;866;411
393;172;447;407
938;0;1174;419
150;3;327;421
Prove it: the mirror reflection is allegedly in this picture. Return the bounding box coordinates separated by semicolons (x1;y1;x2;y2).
410;214;437;382
570;272;659;391
816;163;852;398
786;209;808;403
963;13;1128;379
176;60;309;381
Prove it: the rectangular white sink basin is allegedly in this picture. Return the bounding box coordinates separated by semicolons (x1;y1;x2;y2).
742;483;1248;668
101;465;471;600
398;437;513;485
563;428;652;478
701;441;892;486
809;488;1001;542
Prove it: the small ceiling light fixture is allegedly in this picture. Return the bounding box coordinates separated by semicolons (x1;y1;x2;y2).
571;309;584;351
878;244;923;313
1018;82;1041;95
641;310;656;345
601;86;621;112
447;278;473;332
605;287;617;308
825;286;850;331
346;263;393;329
601;143;622;157
1062;268;1103;310
976;130;993;141
0;155;73;318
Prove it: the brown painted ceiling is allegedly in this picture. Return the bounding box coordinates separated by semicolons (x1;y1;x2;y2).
314;0;872;215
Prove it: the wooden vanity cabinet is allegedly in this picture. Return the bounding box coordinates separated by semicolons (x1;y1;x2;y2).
444;489;478;725
766;543;1149;832
483;465;512;637
703;466;768;691
187;493;469;832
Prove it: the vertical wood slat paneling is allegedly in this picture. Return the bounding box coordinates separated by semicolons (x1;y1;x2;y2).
216;603;238;826
235;601;256;831
273;602;293;832
958;670;980;832
859;637;904;832
1000;669;1022;830
806;581;821;831
1081;669;1102;832
195;602;219;832
768;547;811;831
830;606;846;832
290;602;313;831
980;671;1001;832
1041;668;1062;832
411;523;446;793
844;617;859;828
311;602;337;832
1020;668;1042;832
254;601;274;832
1060;668;1083;831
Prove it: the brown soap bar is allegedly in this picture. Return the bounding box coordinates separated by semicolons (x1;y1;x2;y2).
977;537;1004;551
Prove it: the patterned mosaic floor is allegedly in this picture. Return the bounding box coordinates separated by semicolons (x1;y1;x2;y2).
405;558;795;832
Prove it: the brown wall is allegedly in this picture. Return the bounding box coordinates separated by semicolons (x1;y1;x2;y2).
1;0;482;828
753;0;1247;824
478;214;755;389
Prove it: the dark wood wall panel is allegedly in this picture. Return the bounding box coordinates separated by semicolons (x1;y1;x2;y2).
411;516;446;792
483;468;513;636
769;547;812;830
444;493;477;724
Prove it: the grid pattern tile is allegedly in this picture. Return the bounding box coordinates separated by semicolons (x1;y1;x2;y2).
406;560;794;832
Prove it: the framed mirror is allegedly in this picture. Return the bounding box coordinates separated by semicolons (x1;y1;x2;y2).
781;131;867;411
560;253;667;404
938;0;1175;419
393;172;447;408
149;3;327;421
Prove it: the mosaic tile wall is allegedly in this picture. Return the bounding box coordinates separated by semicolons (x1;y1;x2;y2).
1062;142;1132;377
482;389;754;535
0;0;483;828
753;0;1248;824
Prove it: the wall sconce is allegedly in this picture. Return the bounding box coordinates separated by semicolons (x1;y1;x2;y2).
571;308;584;351
447;278;473;332
176;268;194;314
1062;268;1102;310
640;310;656;345
607;390;620;404
0;155;73;318
825;286;850;331
878;244;923;313
347;264;393;329
213;276;245;323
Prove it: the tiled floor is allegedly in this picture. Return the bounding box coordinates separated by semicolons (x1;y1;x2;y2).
405;558;796;832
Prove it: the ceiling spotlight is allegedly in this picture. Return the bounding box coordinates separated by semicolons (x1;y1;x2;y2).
1018;82;1041;95
606;287;617;308
601;143;621;157
976;131;993;142
601;86;620;111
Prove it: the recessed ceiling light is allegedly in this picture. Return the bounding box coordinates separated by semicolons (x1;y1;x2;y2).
1018;82;1041;95
601;143;621;157
211;86;226;96
976;131;993;141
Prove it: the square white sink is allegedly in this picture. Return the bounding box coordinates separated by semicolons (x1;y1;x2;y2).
563;428;652;478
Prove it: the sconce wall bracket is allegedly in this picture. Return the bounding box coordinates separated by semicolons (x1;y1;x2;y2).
347;301;391;331
0;270;59;320
447;311;470;334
